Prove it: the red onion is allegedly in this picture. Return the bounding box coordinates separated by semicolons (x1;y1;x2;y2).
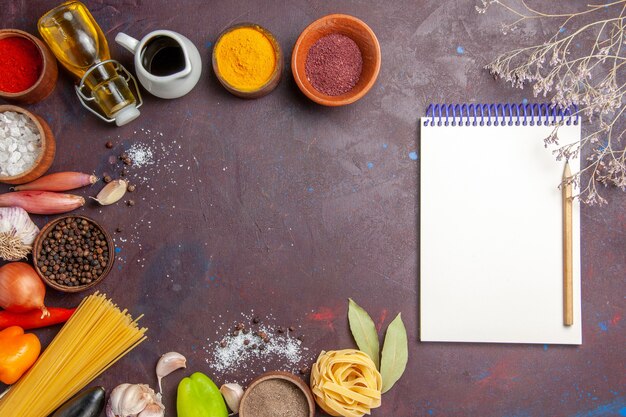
0;191;84;214
13;172;98;192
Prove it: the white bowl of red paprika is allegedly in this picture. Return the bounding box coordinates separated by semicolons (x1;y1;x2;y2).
0;29;58;105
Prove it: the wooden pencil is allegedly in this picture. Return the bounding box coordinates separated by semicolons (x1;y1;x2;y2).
562;161;573;326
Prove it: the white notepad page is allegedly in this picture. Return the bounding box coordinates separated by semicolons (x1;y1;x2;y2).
420;114;582;344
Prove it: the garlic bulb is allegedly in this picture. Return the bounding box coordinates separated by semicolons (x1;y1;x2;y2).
220;383;243;413
0;207;39;261
106;383;164;417
156;351;187;394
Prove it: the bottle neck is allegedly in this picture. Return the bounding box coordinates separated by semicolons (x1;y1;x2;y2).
82;61;136;119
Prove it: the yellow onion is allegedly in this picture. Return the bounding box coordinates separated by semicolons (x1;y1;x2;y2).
310;349;382;417
0;262;49;318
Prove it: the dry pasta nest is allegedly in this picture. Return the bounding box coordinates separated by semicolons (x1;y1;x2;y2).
310;349;382;417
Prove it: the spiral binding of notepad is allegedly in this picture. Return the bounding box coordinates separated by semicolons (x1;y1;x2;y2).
423;103;579;127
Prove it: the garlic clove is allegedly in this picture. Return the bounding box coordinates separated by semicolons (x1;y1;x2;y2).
108;383;131;415
220;383;244;413
126;384;159;416
156;351;187;394
91;179;127;205
138;402;165;417
109;383;154;416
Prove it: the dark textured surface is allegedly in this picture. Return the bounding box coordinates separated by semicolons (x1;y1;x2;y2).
1;1;625;416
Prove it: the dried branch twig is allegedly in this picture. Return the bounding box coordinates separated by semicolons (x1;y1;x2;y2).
478;0;626;205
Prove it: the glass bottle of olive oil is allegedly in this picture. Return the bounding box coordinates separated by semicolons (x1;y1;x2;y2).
38;1;140;125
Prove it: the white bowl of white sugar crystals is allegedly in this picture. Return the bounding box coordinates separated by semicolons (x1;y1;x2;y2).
0;105;55;185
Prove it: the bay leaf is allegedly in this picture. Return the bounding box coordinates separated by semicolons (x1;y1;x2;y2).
348;298;380;369
380;313;408;393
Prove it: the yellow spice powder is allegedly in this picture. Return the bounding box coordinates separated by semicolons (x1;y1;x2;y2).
215;27;276;91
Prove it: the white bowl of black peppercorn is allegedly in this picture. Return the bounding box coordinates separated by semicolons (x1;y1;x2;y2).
33;215;114;293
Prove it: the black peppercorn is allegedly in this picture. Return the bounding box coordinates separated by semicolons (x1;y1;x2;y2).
37;217;110;288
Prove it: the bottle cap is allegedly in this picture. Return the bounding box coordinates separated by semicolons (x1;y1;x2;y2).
113;105;140;126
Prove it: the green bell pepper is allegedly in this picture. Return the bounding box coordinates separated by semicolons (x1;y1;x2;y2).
177;372;229;417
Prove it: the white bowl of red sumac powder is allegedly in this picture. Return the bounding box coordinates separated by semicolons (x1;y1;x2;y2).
291;14;381;106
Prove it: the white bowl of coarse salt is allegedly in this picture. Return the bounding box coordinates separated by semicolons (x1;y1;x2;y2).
0;105;55;185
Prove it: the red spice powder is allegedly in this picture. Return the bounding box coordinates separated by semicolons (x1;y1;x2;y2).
305;33;363;96
0;37;43;93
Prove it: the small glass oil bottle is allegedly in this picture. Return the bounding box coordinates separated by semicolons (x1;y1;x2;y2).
38;1;141;126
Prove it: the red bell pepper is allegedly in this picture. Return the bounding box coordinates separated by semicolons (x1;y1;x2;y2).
0;307;76;330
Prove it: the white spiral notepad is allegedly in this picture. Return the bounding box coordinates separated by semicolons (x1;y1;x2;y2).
420;103;582;344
